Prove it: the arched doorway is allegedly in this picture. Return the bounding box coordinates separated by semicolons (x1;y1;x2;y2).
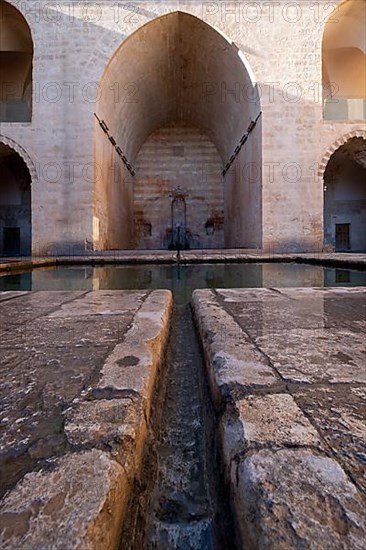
322;0;366;120
324;137;366;252
0;143;31;255
94;11;261;250
0;0;33;122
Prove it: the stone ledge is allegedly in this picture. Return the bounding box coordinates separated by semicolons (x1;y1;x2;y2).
96;290;173;412
0;290;173;550
192;289;280;409
0;251;365;274
221;393;323;466
64;398;144;472
192;287;366;547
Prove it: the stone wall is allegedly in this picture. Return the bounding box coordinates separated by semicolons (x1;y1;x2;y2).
94;122;134;250
134;125;224;250
0;0;364;253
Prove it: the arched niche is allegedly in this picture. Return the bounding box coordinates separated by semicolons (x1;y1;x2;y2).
94;11;262;250
0;0;33;122
323;0;366;120
324;136;366;251
0;142;32;255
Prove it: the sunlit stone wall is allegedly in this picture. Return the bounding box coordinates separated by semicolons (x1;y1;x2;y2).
0;0;364;253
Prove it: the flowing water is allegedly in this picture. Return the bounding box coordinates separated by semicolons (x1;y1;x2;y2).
134;306;234;549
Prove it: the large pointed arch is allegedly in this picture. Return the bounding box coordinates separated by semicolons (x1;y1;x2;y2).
94;11;262;250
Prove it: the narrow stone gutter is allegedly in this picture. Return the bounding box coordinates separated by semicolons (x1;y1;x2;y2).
120;304;236;549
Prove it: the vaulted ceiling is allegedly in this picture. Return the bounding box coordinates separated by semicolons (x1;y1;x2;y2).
98;12;260;164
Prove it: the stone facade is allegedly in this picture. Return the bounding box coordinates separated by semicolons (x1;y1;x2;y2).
0;0;365;254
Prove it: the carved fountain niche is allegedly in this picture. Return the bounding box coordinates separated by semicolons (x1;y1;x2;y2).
168;187;190;251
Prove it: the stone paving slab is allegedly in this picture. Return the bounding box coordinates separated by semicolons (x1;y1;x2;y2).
192;290;280;408
0;450;128;550
0;290;173;549
0;292;29;303
192;287;366;548
235;449;366;549
0;290;88;333
291;384;366;495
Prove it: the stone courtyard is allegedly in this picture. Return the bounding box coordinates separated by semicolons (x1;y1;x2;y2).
0;0;366;548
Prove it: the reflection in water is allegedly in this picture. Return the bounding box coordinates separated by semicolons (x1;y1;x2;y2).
325;268;366;287
0;271;32;291
94;263;263;305
262;263;324;287
0;263;365;305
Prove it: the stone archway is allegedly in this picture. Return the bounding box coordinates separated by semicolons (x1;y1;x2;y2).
0;0;33;122
322;0;366;120
0;141;32;255
318;129;366;180
94;11;262;251
323;136;366;252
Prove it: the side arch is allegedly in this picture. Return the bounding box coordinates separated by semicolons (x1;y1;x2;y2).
0;136;33;255
318;129;366;180
0;0;34;122
322;134;366;252
0;135;38;185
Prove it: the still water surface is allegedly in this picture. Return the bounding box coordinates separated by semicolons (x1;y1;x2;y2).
1;263;365;305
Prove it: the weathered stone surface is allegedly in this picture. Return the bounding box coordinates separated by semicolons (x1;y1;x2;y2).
217;288;327;339
192;290;279;407
192;287;366;547
256;328;366;384
64;398;144;470
292;385;366;496
0;291;29;303
233;449;366;550
217;288;281;303
97;290;173;413
0;293;138;498
222;393;322;464
214;288;366;384
0;450;129;550
0;290;173;550
0;291;87;333
48;290;146;318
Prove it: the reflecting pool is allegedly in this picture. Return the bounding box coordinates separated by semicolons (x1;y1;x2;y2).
1;263;365;305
